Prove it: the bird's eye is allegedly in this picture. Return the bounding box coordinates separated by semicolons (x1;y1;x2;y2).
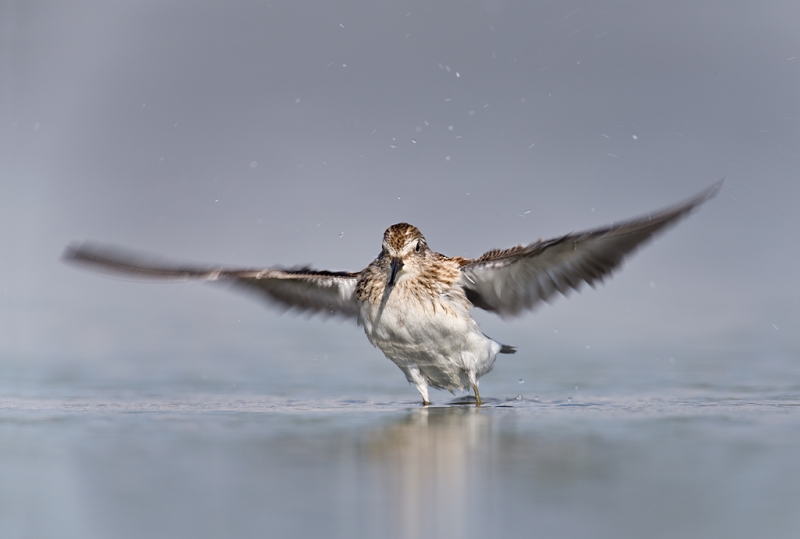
415;241;421;253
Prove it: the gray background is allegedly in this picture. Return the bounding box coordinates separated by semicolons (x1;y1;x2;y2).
3;3;800;539
3;1;797;386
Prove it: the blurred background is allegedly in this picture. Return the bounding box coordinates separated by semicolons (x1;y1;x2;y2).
2;0;798;387
1;1;799;538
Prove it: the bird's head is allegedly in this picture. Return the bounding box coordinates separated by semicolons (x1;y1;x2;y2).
381;223;430;287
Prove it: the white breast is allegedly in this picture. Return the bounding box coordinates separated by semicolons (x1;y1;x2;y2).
358;284;500;392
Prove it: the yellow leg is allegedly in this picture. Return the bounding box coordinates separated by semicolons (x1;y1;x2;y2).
473;385;483;407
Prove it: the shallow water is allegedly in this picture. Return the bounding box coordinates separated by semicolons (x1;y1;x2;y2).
2;352;800;539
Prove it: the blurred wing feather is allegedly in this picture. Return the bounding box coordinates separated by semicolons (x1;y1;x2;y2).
63;244;360;319
460;181;723;317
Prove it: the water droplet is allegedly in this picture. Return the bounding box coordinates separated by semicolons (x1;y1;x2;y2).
632;134;638;140
533;396;540;402
411;139;416;144
469;110;475;116
415;126;422;132
650;281;656;288
669;357;676;364
585;345;590;349
445;156;451;161
567;397;572;403
342;63;347;67
250;161;258;168
456;71;460;77
338;232;344;238
214;199;219;203
389;144;397;149
528;143;535;149
448;125;454;131
295;98;301;104
574;385;579;390
518;378;524;384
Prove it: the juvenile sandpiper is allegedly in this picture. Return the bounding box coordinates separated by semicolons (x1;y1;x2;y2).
65;181;723;405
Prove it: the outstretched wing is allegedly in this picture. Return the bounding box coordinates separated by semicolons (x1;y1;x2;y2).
460;180;723;317
63;244;361;319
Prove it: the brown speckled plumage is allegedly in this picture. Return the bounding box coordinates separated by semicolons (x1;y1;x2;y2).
382;223;425;251
356;225;459;309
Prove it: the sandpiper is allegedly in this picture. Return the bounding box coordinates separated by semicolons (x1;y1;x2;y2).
65;181;723;405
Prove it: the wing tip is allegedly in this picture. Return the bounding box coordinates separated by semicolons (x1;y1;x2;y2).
697;177;726;204
62;241;105;267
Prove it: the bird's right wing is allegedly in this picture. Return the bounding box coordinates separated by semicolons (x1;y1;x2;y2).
63;243;361;319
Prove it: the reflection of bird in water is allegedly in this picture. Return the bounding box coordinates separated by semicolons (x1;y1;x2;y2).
366;407;491;538
64;181;723;405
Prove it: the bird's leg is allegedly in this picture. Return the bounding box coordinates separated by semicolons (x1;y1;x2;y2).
408;366;431;406
415;382;430;406
473;384;483;407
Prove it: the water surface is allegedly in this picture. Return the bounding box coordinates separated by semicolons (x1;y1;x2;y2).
2;354;799;539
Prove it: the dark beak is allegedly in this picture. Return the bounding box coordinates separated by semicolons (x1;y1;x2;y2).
389;258;404;287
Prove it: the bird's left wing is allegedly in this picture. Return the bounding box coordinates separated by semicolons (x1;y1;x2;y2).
459;181;723;317
63;243;361;319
